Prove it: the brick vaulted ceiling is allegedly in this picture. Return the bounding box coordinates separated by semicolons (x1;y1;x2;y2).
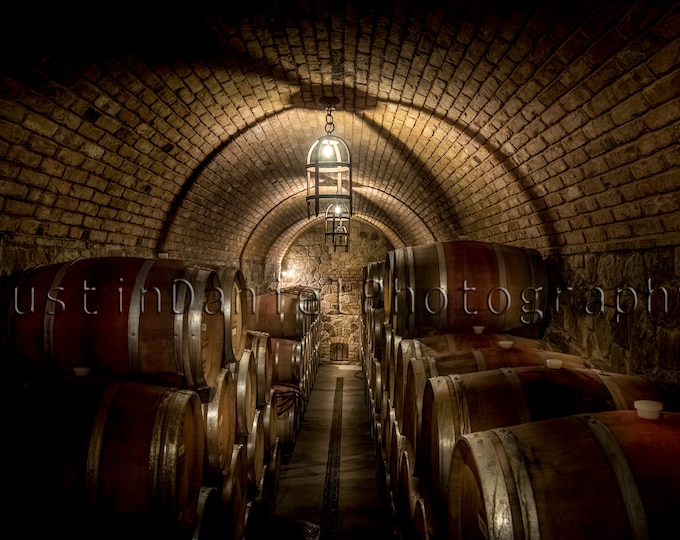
1;0;678;269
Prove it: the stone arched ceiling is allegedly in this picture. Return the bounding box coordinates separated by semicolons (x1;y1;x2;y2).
1;0;678;270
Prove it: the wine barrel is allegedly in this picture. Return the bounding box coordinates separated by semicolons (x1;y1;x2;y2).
399;355;439;476
384;246;413;330
244;409;265;497
381;394;396;478
363;260;386;359
4;257;225;392
202;368;237;479
448;411;680;539
229;349;258;438
222;444;249;540
390;333;543;412
422;366;680;539
271;337;302;385
218;266;249;364
274;383;301;455
248;288;319;339
370;358;383;417
384;241;548;338
396;449;423;538
381;324;399;401
412;495;434;540
245;330;273;408
263;437;282;513
392;341;588;434
190;486;222;540
373;415;389;507
15;376;205;538
298;333;312;399
389;420;407;503
363;260;385;313
401;332;542;359
261;388;279;462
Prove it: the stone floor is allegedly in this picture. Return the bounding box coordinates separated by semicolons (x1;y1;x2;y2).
251;362;394;539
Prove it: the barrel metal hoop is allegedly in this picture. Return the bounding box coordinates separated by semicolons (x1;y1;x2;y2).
472;348;487;372
185;266;208;389
464;430;515;540
128;259;156;373
593;370;628;410
44;260;77;362
493;427;540;539
427;355;438;378
435;241;448;329
404;245;416;335
499;367;532;425
293;340;302;381
149;389;171;509
414;339;422;360
433;376;461;504
238;352;256;435
153;388;199;515
492;242;509;329
451;374;471;438
577;415;649;540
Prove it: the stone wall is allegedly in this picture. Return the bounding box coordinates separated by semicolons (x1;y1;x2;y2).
544;245;680;384
279;218;393;363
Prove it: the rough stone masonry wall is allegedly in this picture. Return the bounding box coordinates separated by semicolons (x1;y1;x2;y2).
280;219;393;363
545;246;680;384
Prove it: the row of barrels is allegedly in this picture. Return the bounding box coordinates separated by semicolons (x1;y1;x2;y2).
1;257;321;539
247;286;322;458
365;240;548;340
361;241;680;540
1;257;319;392
11;329;280;539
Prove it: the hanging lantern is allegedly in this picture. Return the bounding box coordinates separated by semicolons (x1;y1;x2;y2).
324;202;350;252
306;96;352;251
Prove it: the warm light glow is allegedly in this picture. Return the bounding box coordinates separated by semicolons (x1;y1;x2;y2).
280;267;297;282
322;141;334;158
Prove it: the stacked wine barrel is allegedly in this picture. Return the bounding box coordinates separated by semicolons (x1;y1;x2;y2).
361;240;680;540
0;257;319;540
246;286;322;456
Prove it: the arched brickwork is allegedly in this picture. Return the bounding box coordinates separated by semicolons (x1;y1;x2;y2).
1;0;678;378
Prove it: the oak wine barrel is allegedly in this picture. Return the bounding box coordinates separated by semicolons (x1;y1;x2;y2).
4;257;224;393
422;366;680;538
391;342;589;432
244;409;265;497
15;376;205;538
273;383;302;455
261;388;279;462
221;444;249;540
384;241;547;338
248;287;319;339
245;330;273;408
229;349;258;438
271;337;302;385
190;486;222;540
449;411;680;539
202;368;237;479
218;266;249;364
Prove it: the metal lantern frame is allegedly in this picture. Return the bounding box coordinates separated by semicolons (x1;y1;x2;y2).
324;202;350;251
306;96;353;221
